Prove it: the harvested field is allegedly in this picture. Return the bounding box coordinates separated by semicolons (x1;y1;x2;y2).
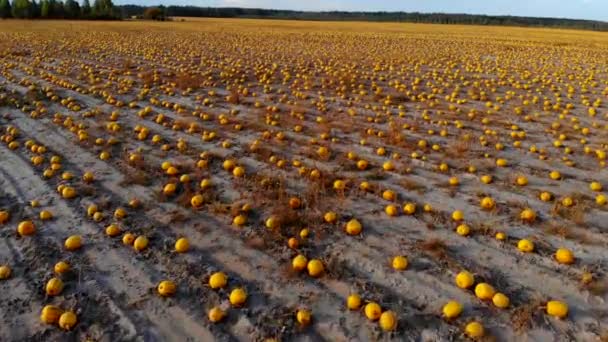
0;18;607;341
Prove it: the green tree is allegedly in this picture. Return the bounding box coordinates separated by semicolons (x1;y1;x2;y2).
81;0;90;16
47;0;55;16
0;0;12;18
143;7;163;20
92;0;102;15
40;0;49;17
51;0;65;18
31;0;40;17
64;0;79;18
12;0;32;18
92;0;113;17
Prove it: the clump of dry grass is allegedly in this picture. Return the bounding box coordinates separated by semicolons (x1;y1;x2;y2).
175;72;203;90
209;201;231;215
551;197;589;227
540;220;595;245
511;298;543;332
78;183;97;197
415;237;447;259
446;139;471;159
271;204;302;228
167;209;188;223
415;237;467;271
244;235;266;250
585;277;608;296
366;169;388;181
399;177;426;194
120;168;151;186
227;90;240;104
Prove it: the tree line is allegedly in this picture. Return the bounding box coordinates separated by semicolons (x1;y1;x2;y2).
122;6;608;31
2;2;608;32
0;0;117;19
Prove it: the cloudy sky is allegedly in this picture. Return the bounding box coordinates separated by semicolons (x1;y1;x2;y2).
115;0;606;21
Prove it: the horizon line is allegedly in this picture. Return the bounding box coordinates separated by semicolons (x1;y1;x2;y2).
118;4;608;24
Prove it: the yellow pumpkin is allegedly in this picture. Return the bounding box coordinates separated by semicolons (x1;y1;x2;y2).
40;305;63;324
379;311;397;331
209;272;228;289
45;277;64;296
229;288;247;307
65;235;82;251
58;311;78;330
364;302;382;321
17;220;36;236
157;280;177;296
175;238;190;253
133;236;149;251
307;259;324;277
345;219;362;235
347;294;362;310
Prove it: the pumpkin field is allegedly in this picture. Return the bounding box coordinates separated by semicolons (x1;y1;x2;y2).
0;18;607;341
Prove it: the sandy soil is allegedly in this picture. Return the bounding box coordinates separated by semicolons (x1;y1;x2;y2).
0;19;607;341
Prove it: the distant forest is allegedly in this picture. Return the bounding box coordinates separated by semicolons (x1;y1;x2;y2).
120;5;608;31
1;0;607;32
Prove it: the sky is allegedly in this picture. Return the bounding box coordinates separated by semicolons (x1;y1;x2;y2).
115;0;607;21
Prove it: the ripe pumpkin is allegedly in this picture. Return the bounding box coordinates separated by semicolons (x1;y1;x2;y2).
456;224;470;236
465;321;484;338
323;211;337;224
385;205;399;217
345;219;362;235
555;248;574;264
233;214;247;226
479;197;495;210
39;210;53;220
58;311;78;330
0;265;11;280
455;271;474;289
546;300;568;319
474;283;495;300
364;302;382;321
191;195;204;208
379;311;397;331
0;210;9;224
520;208;536;222
307;259;324;277
442;300;462;319
65;235;82;251
45;277;64;296
54;261;70;274
392;256;408;270
292;254;308;272
17;220;36;236
288;197;301;209
208;307;225;323
403;202;416;215
451;210;464;221
175;238;190;253
517;239;535;253
209;272;228;289
122;233;135;245
229;288;247;307
492;293;510;308
347;294;361;310
61;186;77;199
157;280;177;296
133;236;149;251
40;305;63;324
105;224;121;237
296;309;311;326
